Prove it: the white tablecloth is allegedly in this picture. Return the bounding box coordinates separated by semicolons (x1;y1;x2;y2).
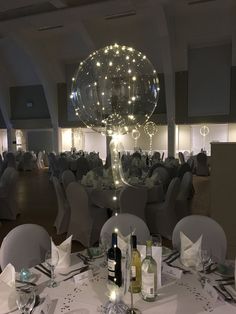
9;254;236;314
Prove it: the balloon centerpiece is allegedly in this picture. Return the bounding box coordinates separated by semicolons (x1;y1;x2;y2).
70;43;160;187
131;129;141;148
200;125;209;152
144;121;158;153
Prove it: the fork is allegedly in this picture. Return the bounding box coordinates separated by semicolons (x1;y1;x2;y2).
219;284;236;303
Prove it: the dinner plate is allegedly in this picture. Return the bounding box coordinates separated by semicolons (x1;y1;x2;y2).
162;246;172;257
215;263;235;277
87;247;104;259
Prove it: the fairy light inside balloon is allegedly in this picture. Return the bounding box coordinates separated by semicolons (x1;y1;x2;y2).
200;125;209;152
132;128;141;148
70;43;159;137
144;121;158;153
70;43;160;188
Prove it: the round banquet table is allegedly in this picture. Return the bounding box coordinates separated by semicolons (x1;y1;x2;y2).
10;254;236;314
86;184;165;211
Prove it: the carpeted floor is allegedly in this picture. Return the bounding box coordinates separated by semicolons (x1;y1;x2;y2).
0;169;210;252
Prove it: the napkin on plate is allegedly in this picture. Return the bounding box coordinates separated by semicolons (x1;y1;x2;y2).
180;231;202;268
0;263;16;314
52;236;72;269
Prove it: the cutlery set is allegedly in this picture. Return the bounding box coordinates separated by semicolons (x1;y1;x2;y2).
34;262;89;281
163;251;191;273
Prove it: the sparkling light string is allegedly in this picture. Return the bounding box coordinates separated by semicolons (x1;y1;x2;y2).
200;125;209;152
131;129;140;149
144;121;158;154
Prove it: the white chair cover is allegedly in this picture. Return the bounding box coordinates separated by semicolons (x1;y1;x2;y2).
196;153;209;176
172;215;227;263
119;186;147;221
100;213;150;245
0;167;19;220
37;151;45;169
152;166;170;188
22;152;34;171
5;152;16;169
52;176;70;235
0;224;50;271
175;172;193;220
76;157;90;180
178;152;185;165
62;170;76;192
66;182;108;247
146;177;180;240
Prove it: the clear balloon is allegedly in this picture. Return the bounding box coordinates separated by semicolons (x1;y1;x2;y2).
71;44;159;136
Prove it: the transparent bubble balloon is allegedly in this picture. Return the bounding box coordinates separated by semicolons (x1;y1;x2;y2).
70;43;160;136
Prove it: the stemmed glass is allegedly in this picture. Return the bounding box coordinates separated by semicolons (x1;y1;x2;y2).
15;285;35;314
99;233;110;267
45;250;59;288
201;249;212;274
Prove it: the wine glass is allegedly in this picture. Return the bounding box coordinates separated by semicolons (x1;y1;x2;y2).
45;250;59;288
201;249;212;274
99;233;110;267
16;285;35;314
151;234;162;247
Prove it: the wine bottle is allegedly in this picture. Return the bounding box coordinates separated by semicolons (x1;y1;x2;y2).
107;232;122;287
129;235;141;293
141;240;157;302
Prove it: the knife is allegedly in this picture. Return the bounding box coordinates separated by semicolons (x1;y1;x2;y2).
63;266;89;281
166;252;180;264
163;250;179;262
39;263;51;274
34;266;51;278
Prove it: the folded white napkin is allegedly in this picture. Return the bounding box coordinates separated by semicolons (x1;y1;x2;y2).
0;263;16;314
180;232;202;268
52;236;72;269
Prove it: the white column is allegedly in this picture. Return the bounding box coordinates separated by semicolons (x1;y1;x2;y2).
52;127;60;154
7;128;16;152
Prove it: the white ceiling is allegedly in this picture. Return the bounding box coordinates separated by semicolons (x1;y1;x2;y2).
0;0;235;85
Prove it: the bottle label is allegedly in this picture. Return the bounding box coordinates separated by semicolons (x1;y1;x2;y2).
108;259;115;271
131;266;136;281
142;272;155;297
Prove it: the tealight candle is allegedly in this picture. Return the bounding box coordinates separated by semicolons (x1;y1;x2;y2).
20;268;31;282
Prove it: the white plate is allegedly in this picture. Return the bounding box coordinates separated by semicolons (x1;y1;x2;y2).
162;246;172;257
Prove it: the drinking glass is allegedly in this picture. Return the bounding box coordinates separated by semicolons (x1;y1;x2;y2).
16;285;35;314
151;234;162;247
99;233;110;267
45;250;59;288
201;249;212;273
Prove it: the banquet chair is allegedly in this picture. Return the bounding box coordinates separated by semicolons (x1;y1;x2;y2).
66;182;108;247
196;153;209;176
0;224;50;271
58;156;69;180
172;215;227;263
175;172;193;221
37;151;45;169
100;213;150;246
119;185;147;221
76;156;90;180
0;167;19;220
146;177;180;240
62;169;76;192
177;163;191;180
22;152;34;171
5;152;16;169
152;166;170;191
52;176;70;234
178;152;185;165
